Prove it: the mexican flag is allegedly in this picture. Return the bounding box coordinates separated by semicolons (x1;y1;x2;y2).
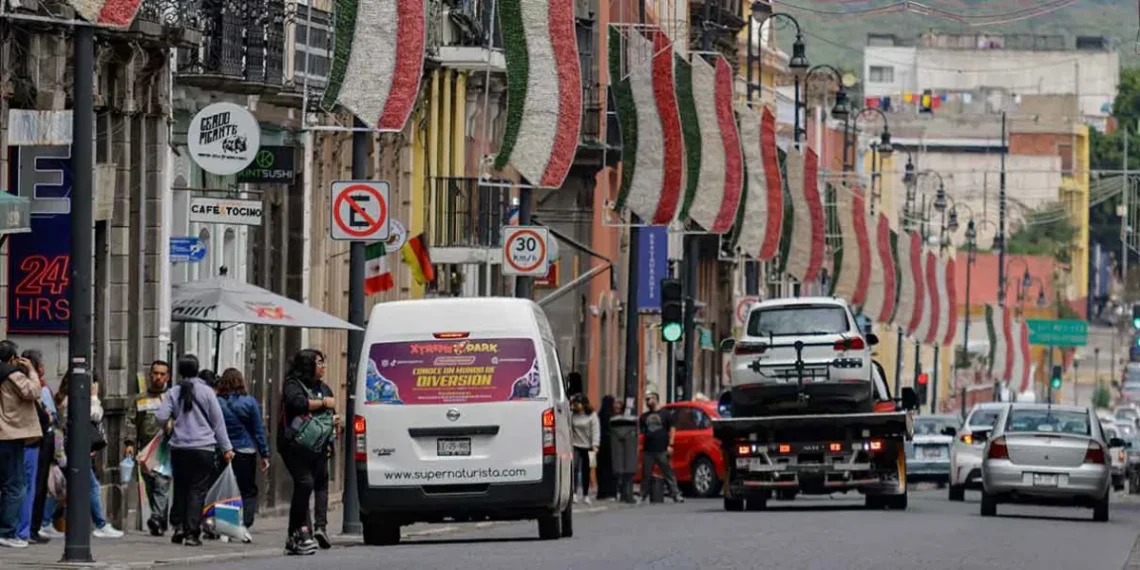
365;243;394;295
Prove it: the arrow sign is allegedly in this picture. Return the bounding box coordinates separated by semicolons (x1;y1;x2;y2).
171;236;207;264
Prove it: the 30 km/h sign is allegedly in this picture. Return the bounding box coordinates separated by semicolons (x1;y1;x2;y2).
330;180;390;241
502;226;549;276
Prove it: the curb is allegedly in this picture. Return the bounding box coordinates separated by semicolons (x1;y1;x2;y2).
15;502;625;568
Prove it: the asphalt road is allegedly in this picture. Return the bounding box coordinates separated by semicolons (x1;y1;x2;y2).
178;489;1140;570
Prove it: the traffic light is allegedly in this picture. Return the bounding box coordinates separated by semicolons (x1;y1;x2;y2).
1132;304;1140;329
1050;365;1063;391
916;373;929;405
660;278;683;343
919;90;934;114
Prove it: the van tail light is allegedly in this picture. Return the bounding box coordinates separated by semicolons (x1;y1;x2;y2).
834;337;866;351
987;436;1009;460
542;408;556;456
353;415;367;462
1084;441;1107;465
959;433;974;445
433;332;470;339
734;342;767;355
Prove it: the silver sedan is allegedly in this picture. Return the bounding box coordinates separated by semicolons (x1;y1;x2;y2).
976;403;1121;522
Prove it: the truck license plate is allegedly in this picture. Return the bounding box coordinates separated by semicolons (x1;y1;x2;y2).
1033;473;1058;487
437;438;471;457
922;447;942;458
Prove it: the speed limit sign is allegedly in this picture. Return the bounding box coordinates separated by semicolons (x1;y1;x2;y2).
502;226;550;276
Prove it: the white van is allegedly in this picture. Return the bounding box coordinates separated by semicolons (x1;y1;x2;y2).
353;297;574;545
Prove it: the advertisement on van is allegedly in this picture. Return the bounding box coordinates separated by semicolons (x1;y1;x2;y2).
364;338;542;405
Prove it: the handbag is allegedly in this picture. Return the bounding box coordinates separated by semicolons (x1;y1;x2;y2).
90;420;107;452
283;382;334;455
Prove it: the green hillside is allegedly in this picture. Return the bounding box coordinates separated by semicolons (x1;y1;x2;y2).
768;0;1138;74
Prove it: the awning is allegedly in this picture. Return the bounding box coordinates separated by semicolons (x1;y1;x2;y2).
0;193;31;235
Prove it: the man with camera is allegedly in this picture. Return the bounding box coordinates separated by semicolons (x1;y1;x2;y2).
0;342;45;548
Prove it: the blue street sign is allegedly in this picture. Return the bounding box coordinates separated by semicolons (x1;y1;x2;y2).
170;236;207;263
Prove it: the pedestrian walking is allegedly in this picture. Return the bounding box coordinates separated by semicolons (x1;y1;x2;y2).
0;343;43;548
278;349;338;555
15;350;51;544
609;399;638;504
639;392;683;504
215;368;269;534
124;360;173;536
595;395;617;500
22;350;56;544
570;395;600;503
157;354;233;547
54;372;124;538
198;369;218;389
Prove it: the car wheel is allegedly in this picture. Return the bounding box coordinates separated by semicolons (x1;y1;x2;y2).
948;485;965;502
1113;475;1125;492
980;492;997;517
362;516;401;546
865;494;883;509
560;502;574;537
776;490;796;501
537;511;562;540
724;496;745;512
1093;490;1110;522
690;456;720;498
887;492;908;510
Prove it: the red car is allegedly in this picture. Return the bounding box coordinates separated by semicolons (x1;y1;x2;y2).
635;400;727;498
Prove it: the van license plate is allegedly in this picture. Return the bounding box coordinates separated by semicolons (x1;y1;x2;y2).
437;438;471;457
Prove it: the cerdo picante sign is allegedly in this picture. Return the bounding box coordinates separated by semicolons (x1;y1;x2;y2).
236;146;295;184
187;102;261;176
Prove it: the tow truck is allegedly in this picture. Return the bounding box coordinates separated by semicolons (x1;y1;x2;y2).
715;337;919;511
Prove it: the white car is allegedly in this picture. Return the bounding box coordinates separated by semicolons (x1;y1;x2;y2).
723;297;878;417
1103;424;1128;491
947;402;1010;501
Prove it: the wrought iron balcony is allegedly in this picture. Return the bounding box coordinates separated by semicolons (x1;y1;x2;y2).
175;0;286;93
428;0;505;72
428;177;512;250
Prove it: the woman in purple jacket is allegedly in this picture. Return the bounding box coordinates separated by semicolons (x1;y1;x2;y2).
156;354;233;546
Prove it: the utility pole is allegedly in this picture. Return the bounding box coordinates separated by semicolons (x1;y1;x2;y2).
63;23;95;563
515;186;533;298
341;120;367;535
995;111;1008;402
624;0;648;413
1123;126;1129;292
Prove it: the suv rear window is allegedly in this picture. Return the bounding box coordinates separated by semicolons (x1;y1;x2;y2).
364;338;541;405
967;408;1001;429
747;305;850;336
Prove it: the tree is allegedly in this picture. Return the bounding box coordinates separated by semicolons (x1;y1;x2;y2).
1006;203;1078;264
1089;68;1140;271
1093;383;1112;409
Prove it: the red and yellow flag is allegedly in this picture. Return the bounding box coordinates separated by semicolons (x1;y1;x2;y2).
400;233;435;285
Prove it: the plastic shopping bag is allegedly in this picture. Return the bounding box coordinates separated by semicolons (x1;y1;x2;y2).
201;464;248;542
137;466;152;523
48;464;66;500
138;432;172;477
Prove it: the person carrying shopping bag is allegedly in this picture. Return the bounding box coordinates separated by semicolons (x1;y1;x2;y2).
215;368;269;533
124;360;173;536
156;354;233;547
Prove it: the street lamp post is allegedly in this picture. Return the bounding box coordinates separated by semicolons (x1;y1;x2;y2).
842;106;892;173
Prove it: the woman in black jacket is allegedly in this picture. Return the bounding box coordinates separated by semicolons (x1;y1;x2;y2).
278;349;339;555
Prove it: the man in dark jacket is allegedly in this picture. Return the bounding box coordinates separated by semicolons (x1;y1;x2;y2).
125;360;172;536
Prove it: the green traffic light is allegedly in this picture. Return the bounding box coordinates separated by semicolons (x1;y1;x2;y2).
662;322;683;343
1050;377;1062;390
1134;318;1140;329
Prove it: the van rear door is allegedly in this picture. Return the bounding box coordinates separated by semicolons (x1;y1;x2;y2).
361;335;549;487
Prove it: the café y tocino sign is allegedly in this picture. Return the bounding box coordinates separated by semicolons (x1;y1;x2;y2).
190;197;264;226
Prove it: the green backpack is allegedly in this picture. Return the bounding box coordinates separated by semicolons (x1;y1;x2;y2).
283;382;335;454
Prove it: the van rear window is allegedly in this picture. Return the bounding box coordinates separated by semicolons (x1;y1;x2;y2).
364;338;541;405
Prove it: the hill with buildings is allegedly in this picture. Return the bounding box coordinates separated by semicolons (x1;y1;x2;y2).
769;0;1138;74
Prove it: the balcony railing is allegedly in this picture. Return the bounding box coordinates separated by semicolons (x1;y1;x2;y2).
175;0;286;91
428;177;512;249
429;0;503;52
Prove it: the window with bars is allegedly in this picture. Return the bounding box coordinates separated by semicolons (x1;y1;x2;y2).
869;65;894;83
294;7;332;87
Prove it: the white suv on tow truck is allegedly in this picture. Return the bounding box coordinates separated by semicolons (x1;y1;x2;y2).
725;297;878;418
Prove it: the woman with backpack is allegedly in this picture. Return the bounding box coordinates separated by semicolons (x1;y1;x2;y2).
156;354;233;547
279;349;339;556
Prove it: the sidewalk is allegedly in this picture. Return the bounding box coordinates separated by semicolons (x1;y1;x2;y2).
3;501;623;568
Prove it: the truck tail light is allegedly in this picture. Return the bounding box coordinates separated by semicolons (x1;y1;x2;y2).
987;437;1009;460
734;342;768;355
542;408;556;456
353;415;367;462
834;337;866;351
1084;441;1106;465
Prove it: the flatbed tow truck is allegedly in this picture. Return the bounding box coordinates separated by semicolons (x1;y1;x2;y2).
715;339;920;511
